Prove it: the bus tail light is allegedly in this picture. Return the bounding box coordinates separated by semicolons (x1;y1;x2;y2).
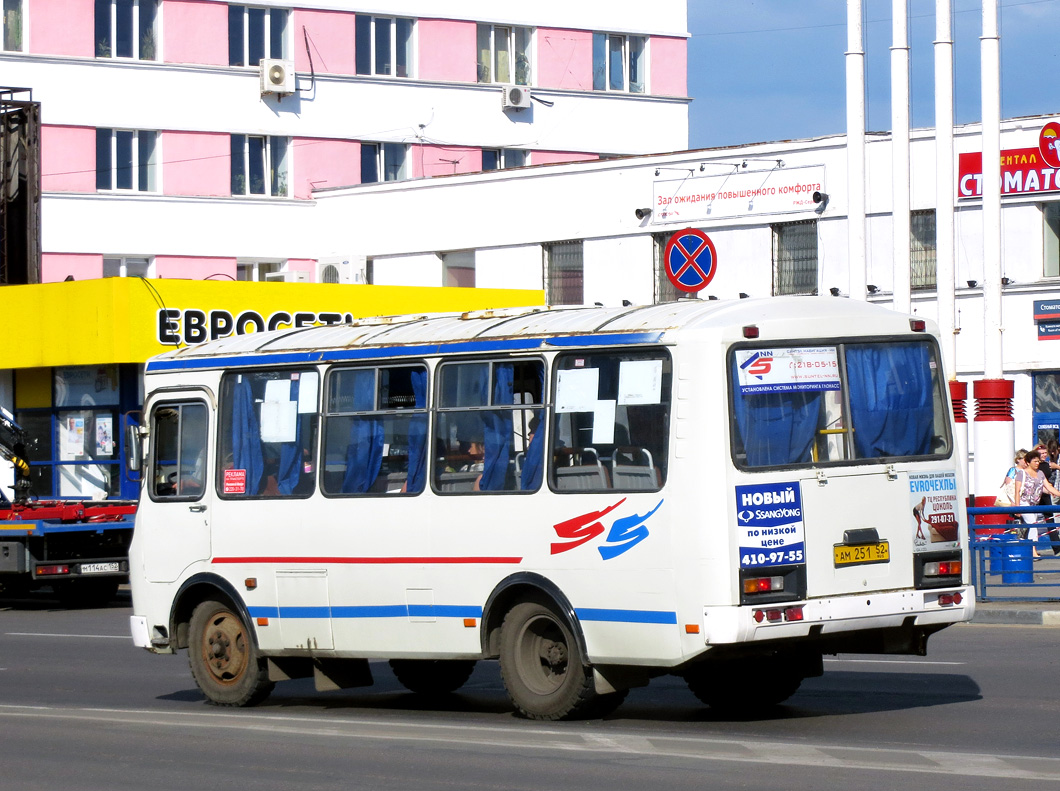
753;605;804;624
36;564;69;576
743;325;760;339
923;560;962;577
938;592;963;607
909;318;926;332
743;576;784;594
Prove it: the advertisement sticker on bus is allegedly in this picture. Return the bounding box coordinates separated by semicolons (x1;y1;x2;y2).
735;347;840;394
736;482;805;568
223;468;247;494
909;471;960;552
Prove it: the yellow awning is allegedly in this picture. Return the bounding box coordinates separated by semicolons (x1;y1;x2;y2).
1;279;544;369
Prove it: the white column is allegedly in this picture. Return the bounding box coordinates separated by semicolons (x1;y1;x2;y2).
935;0;957;375
980;0;1003;378
847;0;867;300
892;0;911;313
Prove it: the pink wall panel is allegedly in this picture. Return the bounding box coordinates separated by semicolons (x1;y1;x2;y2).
293;8;356;75
416;145;481;179
530;151;599;167
161;131;232;197
41;126;96;192
29;0;94;56
293;138;360;199
418;19;477;82
154;256;237;280
163;0;228;66
649;36;687;97
536;28;593;91
41;253;103;283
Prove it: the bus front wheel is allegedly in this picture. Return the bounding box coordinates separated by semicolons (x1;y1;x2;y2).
188;599;274;707
389;659;477;695
499;600;595;720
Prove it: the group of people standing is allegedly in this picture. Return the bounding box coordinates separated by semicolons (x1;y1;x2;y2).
999;441;1060;559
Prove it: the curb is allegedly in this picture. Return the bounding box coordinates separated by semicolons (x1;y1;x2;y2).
971;609;1060;626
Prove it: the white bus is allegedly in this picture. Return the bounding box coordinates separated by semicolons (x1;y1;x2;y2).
128;298;974;720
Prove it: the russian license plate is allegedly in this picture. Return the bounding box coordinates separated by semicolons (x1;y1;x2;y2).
833;541;889;567
80;562;120;575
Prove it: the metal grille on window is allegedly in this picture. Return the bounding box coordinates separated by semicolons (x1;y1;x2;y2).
652;233;681;303
910;209;937;290
772;220;818;296
544;241;583;306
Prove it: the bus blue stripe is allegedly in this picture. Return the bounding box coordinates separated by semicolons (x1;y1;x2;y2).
575;608;678;625
146;332;665;373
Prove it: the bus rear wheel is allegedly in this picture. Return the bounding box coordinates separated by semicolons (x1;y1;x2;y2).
499;600;595;720
188;599;273;707
389;659;477;695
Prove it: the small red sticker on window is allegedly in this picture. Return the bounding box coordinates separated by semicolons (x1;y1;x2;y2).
224;469;247;494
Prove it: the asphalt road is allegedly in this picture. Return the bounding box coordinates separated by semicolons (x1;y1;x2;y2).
1;591;1057;791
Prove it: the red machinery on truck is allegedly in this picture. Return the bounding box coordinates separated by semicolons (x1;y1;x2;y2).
0;406;136;606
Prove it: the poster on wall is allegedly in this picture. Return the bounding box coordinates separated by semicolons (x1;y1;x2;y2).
64;416;85;457
96;415;113;456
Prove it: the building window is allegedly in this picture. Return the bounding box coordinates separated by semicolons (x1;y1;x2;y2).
95;0;157;59
360;142;407;184
477;24;531;85
544;240;583;305
231;134;288;197
652;233;682;304
3;0;22;51
442;251;475;288
229;4;288;67
772;220;818;295
910;209;937;291
103;256;150;278
1045;203;1060;278
96;129;158;192
237;260;282;281
592;33;645;93
356;15;413;77
482;149;527;170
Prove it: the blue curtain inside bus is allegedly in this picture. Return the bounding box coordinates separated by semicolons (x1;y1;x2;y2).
846;343;933;458
406;368;428;493
519;364;546;491
276;378;302;495
342;370;383;493
480;364;513;491
232;376;264;494
731;358;820;466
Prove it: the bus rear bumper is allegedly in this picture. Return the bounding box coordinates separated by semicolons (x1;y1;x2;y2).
702;585;976;647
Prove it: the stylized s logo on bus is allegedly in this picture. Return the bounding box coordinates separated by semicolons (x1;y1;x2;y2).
746;356;772;376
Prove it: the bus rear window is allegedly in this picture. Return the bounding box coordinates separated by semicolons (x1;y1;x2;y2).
730;341;951;468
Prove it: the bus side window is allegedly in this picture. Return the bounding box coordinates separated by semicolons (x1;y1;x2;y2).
218;370;320;498
433;359;544;495
321;365;428;496
550;350;670;493
150;402;207;500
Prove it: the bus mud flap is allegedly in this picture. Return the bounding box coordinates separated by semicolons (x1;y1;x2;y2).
313;658;374;691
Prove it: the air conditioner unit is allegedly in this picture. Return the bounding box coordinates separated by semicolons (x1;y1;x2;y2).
317;256;367;285
501;85;532;110
260;59;295;96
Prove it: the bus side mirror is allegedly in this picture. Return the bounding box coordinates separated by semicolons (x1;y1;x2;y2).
124;413;143;478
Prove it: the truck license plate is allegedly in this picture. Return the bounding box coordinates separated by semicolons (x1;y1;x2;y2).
833;541;889;567
80;562;120;575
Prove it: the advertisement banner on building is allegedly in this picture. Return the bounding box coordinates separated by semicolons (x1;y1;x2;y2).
958;124;1060;199
652;165;825;223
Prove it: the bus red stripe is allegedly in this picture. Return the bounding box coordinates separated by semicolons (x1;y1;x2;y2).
212;556;523;564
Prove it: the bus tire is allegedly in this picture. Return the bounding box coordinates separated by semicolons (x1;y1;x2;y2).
684;658;803;714
499;600;595;720
188;598;273;707
389;659;477;695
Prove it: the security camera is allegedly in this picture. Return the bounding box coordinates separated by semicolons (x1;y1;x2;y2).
635;207;652;220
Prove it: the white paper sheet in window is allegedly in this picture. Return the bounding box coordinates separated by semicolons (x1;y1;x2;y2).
591;400;616;444
263;378;292;403
618;359;663;405
555;368;600;413
297;371;319;413
260;400;297;443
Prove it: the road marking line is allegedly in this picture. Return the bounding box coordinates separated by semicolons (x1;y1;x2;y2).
0;704;1056;781
824;658;965;666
